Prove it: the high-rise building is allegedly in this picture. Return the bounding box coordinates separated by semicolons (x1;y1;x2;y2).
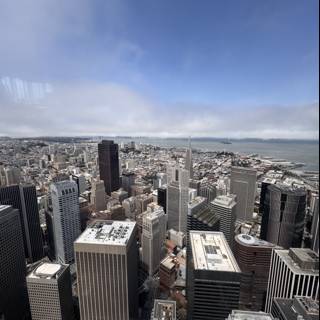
135;194;154;214
271;297;318;320
27;262;74;320
188;196;207;216
199;180;217;203
50;180;81;264
122;172;135;196
185;139;193;179
111;189;128;203
0;205;29;320
227;310;275;320
153;173;167;189
98;140;120;195
265;248;319;313
209;195;237;246
123;196;137;219
90;179;106;211
75;220;139;320
151;300;176;320
157;186;167;213
142;207;167;275
230;167;257;221
310;194;319;254
0;184;44;262
167;166;189;233
187;231;241;320
259;178;276;215
261;184;307;248
234;234;277;311
45;209;55;260
3;166;21;186
187;202;220;234
189;179;201;195
71;174;87;195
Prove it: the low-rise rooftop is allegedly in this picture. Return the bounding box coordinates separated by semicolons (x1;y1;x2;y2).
152;300;176;320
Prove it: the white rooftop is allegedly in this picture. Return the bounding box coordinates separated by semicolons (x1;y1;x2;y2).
236;234;276;248
212;195;236;208
0;204;10;211
75;220;136;246
190;231;241;272
276;249;319;275
188;196;206;208
228;310;274;320
28;262;63;279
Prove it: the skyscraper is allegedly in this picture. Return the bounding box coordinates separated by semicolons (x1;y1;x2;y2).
209;195;237;246
50;180;81;264
71;174;87;195
230;166;257;221
90;179;106;211
199;180;217;203
0;205;29;320
187;231;241;320
142;207;167;275
234;234;277;311
27;262;75;320
0;184;44;262
3;166;21;186
261;184;307;248
310;194;319;254
122;171;135;196
259;178;276;215
185;138;193;179
75;220;139;320
98;140;120;194
265;248;319;313
187;202;220;234
167;166;189;233
157;186;167;213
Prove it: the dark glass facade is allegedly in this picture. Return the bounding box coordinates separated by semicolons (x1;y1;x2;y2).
261;184;307;248
0;184;44;262
98;140;120;195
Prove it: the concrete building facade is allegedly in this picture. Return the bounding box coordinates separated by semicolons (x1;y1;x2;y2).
75;220;139;320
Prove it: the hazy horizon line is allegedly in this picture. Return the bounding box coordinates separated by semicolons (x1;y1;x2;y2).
1;135;319;142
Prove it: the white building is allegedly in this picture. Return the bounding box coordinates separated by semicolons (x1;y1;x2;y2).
27;262;74;320
265;248;319;313
230;167;257;221
74;220;139;320
142;207;167;275
167;165;189;233
210;195;237;246
50;180;81;264
90;180;106;211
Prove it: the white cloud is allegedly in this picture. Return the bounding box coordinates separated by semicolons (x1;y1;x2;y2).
0;79;318;139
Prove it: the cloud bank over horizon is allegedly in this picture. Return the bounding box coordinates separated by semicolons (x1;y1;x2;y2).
0;78;318;140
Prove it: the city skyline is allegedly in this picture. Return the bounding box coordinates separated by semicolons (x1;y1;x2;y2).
0;0;319;139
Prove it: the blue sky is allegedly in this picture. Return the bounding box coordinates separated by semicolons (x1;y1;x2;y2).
0;0;318;138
